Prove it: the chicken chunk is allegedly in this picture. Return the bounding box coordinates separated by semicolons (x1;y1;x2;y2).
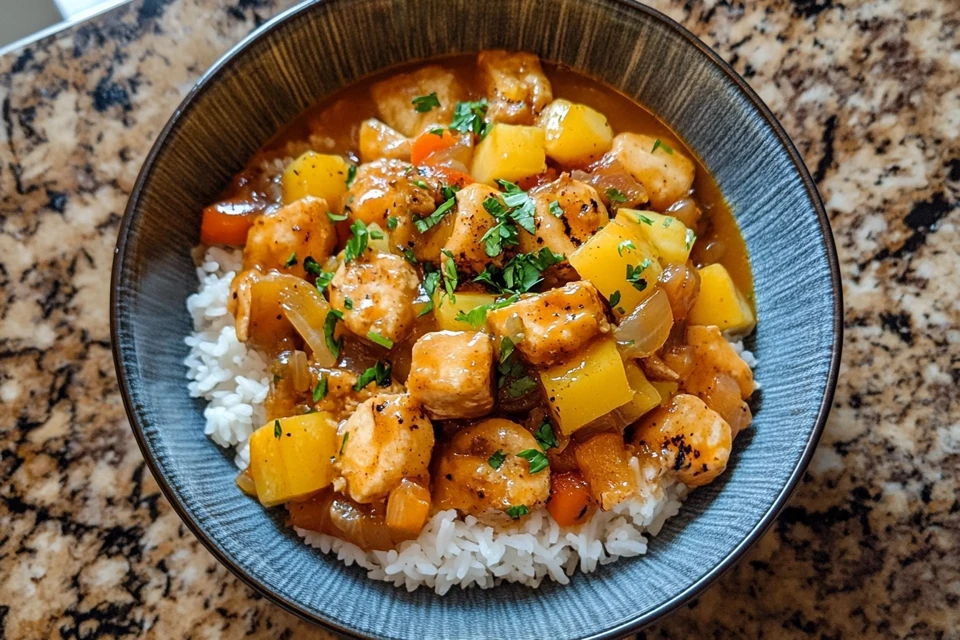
433;419;550;518
633;394;732;487
442;183;505;274
358;119;411;163
344;158;435;250
407;331;495;420
335;394;434;503
371;65;466;137
520;175;610;257
477;50;553;125
487;280;610;367
329;252;420;345
681;325;755;435
608;133;695;211
242;196;337;277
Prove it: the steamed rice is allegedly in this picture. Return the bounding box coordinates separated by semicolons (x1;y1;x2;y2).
184;247;752;593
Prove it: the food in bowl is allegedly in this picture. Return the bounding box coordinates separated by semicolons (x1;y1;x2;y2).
184;51;757;593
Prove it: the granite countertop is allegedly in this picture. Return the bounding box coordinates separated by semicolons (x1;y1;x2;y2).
1;0;957;637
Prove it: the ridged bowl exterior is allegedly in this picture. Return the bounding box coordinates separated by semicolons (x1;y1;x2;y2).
111;0;842;638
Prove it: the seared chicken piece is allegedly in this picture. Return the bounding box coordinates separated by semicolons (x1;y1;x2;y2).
443;183;505;274
329;252;420;346
344;158;435;250
682;325;755;435
358;119;411;163
520;175;610;257
433;418;550;517
310;367;405;422
487;280;610;367
371;65;466;137
242;196;337;277
633;393;732;487
477;50;553;125
335;394;434;503
608;133;695;211
406;331;495;420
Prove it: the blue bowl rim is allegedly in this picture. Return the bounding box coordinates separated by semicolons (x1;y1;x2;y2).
110;0;844;636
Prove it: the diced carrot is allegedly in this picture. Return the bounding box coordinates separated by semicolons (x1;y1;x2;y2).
517;168;558;191
200;200;259;245
426;165;474;189
411;129;458;165
547;470;596;527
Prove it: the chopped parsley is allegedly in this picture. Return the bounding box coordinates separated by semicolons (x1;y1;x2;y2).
353;360;392;391
314;269;335;292
499;337;516;365
548;200;563;218
312;376;328;402
274;419;282;439
497;338;535;399
517;448;549;474
505;505;529;519
479;180;537;257
412;178;430;190
473;248;564;295
386;215;399;230
411;92;441;113
534;420;558;450
326;211;348;222
418;266;440;317
413;196;455;233
344;219;372;263
652;138;674;154
284;252;298;267
367;331;394;349
606;188;628;204
617;240;636;256
440;249;458;302
303;256;323;276
402;248;418;264
343;297;353;310
323;309;344;360
635;213;654;225
346;164;357;188
440;184;460;200
685;228;696;251
506;376;537;398
488;450;506;470
626;259;652;292
663;216;674;228
449;99;489;137
339;431;349;455
454;293;520;329
428;127;445;137
609;290;622;307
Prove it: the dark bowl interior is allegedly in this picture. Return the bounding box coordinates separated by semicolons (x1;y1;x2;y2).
111;0;842;637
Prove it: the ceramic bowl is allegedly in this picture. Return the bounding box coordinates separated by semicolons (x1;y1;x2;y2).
111;0;842;637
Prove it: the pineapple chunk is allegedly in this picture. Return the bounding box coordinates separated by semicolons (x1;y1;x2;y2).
248;412;339;507
619;362;662;423
433;292;499;331
281;151;350;205
617;209;695;265
540;337;634;436
688;263;756;333
471;124;546;185
537;99;613;165
568;219;662;318
650;380;679;407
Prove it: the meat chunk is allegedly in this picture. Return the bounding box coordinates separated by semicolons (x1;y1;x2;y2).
371;65;466;137
487;280;610;367
477;50;553;125
242;196;337;277
608;133;695;211
520;175;610;257
329;252;420;346
335;394;434;503
358;119;411;163
407;331;495;419
442;183;505;274
681;325;755;435
632;394;732;487
344;158;435;249
433;419;550;518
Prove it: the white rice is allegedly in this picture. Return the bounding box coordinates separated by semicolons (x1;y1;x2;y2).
184;247;735;593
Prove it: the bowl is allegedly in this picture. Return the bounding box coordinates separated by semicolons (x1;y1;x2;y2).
111;0;842;637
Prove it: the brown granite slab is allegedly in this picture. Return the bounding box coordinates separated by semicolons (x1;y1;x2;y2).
0;0;957;637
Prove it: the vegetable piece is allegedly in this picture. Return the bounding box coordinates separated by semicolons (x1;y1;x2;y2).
278;280;338;367
617;209;694;264
230;271;302;354
328;495;395;550
281;151;351;205
358;118;411;163
411;128;459;165
658;261;701;321
235;468;257;497
536;99;613;165
432;292;499;331
687;263;756;333
289;350;310;392
547;471;596;526
470;124;547;185
385;479;432;541
618;361;662;423
614;288;674;358
539;337;634;436
286;489;337;532
568;219;662;318
650;380;679;406
574;431;637;510
248;412;339;507
200;203;257;246
407;331;495;420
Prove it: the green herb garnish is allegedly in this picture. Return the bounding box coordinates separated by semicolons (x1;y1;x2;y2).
413;196;455;233
284;253;298;267
617;240;635;256
402;248;418;264
274;419;282;439
606;188;628;204
387;215;399;230
344;297;353;310
440;249;458;302
548;200;563;218
534;420;558;450
412;179;430;190
367;331;394;349
473;248;564;295
314;270;335;292
428;127;445;137
344;219;371;263
418;267;440;317
312;376;328;402
339;431;349;455
353;360;392;391
324;309;344;359
505;505;529;519
652;138;674;154
327;211;348;222
685;228;696;251
488;450;506;470
412;92;441;113
517;448;549;474
609;290;622;307
636;213;654;225
449;99;489;137
626;259;652;292
346;164;357;187
303;256;323;276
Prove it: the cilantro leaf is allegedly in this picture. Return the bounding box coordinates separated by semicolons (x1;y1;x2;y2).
386;215;399;230
606;187;628;204
609;290;622;307
324;309;343;359
488;450;506;470
413;196;455;233
344;219;371;263
312;376;328;402
273;419;282;439
367;331;394;349
617;240;636;256
516;448;549;474
534;420;558;450
412;92;441;113
284;252;298;267
548;200;563;218
652;138;674;154
505;505;529;519
346;164;357;187
353;360;392;391
449;99;489;136
327;211;348;222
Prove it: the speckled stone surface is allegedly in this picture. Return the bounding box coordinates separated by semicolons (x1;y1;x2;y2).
0;0;956;637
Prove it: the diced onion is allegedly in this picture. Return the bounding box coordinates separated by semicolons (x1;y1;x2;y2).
615;288;674;358
385;479;432;541
290;349;310;392
279;283;337;366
